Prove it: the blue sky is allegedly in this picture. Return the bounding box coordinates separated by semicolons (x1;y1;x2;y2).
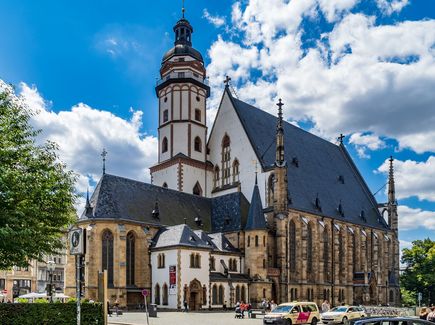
1;0;434;247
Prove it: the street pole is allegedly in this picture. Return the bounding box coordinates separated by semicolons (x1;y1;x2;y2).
49;270;53;303
76;255;81;325
144;294;149;325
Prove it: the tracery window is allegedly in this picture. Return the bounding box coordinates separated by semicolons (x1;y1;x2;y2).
289;220;296;272
323;227;329;281
307;223;313;274
232;159;240;183
126;232;135;286
221;135;231;185
102;230;114;286
212;284;218;304
218;285;224;305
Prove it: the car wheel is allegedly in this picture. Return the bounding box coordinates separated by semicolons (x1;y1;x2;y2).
342;316;348;324
311;317;318;325
286;319;292;325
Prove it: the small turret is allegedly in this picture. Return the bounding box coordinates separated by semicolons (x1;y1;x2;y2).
84;189;93;218
387;156;398;232
273;98;288;214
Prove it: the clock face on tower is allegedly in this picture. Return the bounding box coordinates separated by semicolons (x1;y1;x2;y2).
71;232;80;247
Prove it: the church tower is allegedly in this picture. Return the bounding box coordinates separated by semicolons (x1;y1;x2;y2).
150;6;211;195
272;98;289;304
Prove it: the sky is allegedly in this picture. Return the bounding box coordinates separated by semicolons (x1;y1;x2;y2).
0;0;434;250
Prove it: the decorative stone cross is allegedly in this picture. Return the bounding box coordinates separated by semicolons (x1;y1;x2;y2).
224;75;231;86
338;133;345;144
101;148;108;175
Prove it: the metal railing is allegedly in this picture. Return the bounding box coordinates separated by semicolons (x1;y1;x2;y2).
156;71;209;86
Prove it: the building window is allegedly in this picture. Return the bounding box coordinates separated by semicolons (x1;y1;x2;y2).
190;253;201;268
178;72;185;78
389;290;394;303
163;109;168;123
255;235;259;247
323;227;330;281
210;256;216;271
236;285;240;302
289;220;296;272
195;109;201;122
162;137;168;153
194;136;202;152
162;283;168;305
155;284;160;305
158;253;165;268
221;135;231;185
232;159;240;183
263;259;266;269
241;286;246;302
247;236;250;247
339;233;345;279
102;230;114;286
218;285;224;305
307;223;313;274
229;259;237;272
193;182;202;196
268;174;275;207
202;285;207;305
126;231;135;286
263;236;266;247
213;166;220;189
162;182;168;188
263;288;266;298
212;284;217;305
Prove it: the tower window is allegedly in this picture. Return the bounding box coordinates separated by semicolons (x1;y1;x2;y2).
193;182;202;196
162;182;168;188
232;159;240;183
221;135;231;185
163;109;168;123
162;137;168;153
178;72;185;78
196;96;200;102
195;109;201;122
164;97;168;103
194;136;202;152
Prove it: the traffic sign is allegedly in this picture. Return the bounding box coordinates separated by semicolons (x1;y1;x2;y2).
142;289;149;297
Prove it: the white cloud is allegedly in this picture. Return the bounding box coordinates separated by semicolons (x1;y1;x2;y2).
203;9;226;27
349;132;386;158
377;156;435;202
18;83;158;215
397;205;435;231
376;0;409;15
207;2;435;154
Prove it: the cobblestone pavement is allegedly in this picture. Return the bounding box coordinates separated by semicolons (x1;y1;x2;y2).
108;311;264;325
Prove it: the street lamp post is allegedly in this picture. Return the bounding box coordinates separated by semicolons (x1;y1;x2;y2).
47;260;55;303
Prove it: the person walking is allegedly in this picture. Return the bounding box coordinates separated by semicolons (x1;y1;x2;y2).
271;300;277;312
322;300;331;313
114;299;119;316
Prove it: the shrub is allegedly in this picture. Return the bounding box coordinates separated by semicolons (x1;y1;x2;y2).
0;302;104;325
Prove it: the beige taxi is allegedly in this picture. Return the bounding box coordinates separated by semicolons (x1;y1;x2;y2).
321;306;366;324
263;302;321;325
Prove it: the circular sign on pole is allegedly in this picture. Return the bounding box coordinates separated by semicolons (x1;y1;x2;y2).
142;289;149;297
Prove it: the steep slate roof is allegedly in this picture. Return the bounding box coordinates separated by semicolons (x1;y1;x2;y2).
208;233;240;253
152;224;212;249
228;90;388;230
244;176;267;231
82;173;249;232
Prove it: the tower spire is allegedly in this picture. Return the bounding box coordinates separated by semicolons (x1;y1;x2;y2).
388;156;396;205
275;98;285;166
84;188;93;218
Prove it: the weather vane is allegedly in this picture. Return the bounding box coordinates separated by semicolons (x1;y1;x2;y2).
182;0;185;18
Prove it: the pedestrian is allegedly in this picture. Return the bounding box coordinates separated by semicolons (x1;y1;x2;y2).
322;300;330;313
267;299;271;312
270;300;277;311
114;299;119;316
183;300;188;312
247;302;253;318
427;307;435;323
240;301;246;318
420;307;429;320
223;300;227;310
261;298;267;312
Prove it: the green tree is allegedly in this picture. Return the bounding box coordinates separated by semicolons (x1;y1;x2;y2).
0;83;77;269
401;238;435;306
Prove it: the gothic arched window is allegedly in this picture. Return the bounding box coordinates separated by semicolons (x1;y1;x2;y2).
236;285;240;302
232;159;240;183
323;227;330;281
268;173;275;207
102;230;114;286
221;135;231;185
241;286;246;302
162;137;168;153
307;223;313;274
255;235;259;247
247;236;250;247
154;283;160;305
193;182;202;196
289;220;296;272
195;109;201;122
195;254;201;268
214;166;220;189
162;283;168;305
190;254;195;268
194;136;202;152
210;256;215;271
212;284;217;305
218;285;224;305
126;231;135;286
163;109;168;123
339;232;345;278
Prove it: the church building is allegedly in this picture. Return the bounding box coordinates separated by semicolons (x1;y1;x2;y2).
65;8;400;309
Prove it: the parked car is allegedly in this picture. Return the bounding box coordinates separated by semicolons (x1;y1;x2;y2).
321;306;367;324
346;317;433;325
263;301;320;325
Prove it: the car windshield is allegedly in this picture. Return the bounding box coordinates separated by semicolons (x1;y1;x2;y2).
272;305;293;313
331;307;348;312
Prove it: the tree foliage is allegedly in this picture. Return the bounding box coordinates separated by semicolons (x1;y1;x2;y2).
401;238;435;306
0;83;76;269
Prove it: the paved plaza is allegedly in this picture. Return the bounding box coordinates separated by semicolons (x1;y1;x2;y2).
108;311;264;325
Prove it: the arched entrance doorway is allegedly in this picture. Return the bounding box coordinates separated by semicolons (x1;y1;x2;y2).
189;279;202;311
